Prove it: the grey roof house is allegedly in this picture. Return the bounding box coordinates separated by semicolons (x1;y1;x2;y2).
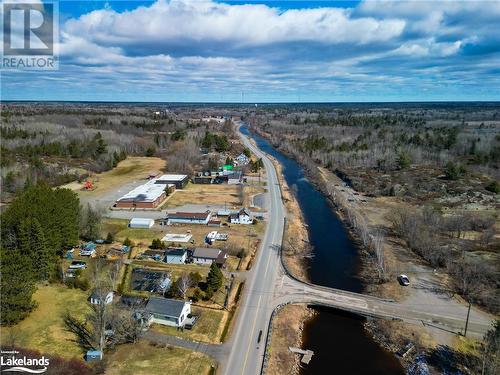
143;297;191;327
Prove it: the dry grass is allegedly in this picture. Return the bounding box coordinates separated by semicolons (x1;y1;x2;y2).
165;183;242;207
150;307;227;344
104;340;214;375
0;284;90;359
61;157;166;196
267;304;313;375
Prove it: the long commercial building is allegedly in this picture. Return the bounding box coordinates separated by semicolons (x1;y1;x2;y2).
115;180;174;209
166;211;212;225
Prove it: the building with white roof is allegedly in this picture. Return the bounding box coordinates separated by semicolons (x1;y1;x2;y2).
154;174;189;189
116;179;174;209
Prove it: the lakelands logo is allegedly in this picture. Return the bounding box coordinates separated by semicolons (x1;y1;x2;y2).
0;351;49;373
1;1;59;70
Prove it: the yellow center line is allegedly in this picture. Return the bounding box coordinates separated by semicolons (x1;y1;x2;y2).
240;294;262;375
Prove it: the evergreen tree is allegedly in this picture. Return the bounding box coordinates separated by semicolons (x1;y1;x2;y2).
0;248;37;325
206;262;224;293
17;218;51;280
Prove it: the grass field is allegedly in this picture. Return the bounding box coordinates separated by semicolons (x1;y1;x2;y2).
1;285;90;359
151;307;227;344
165;183;243;207
62;157;166;196
104;340;214;375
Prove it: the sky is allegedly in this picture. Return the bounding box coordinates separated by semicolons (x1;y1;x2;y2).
2;0;500;102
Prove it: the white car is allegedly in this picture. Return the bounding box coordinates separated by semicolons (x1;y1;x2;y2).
69;261;87;270
397;274;410;286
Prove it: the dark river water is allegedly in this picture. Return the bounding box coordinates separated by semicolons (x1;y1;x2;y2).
240;125;404;375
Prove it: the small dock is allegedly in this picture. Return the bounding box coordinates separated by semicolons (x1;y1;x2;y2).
289;347;314;364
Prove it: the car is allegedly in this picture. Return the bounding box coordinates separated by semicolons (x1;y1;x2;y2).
69;261;87;270
397;274;410;286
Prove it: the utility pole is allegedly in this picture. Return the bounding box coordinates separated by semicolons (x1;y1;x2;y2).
464;300;471;337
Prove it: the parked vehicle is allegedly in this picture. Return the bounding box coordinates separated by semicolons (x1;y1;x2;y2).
397;274;410;286
184;314;199;330
69;261;87;270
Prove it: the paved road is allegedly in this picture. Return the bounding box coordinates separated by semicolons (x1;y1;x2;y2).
274;273;493;338
222;123;286;375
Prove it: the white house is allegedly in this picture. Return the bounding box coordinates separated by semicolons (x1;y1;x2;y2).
235;153;250;166
89;290;114;305
229;208;253;224
144;297;191;327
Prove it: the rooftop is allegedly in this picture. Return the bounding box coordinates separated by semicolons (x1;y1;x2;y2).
193;247;221;259
168;211;211;220
117;179;169;203
155;174;188;182
145;297;188;318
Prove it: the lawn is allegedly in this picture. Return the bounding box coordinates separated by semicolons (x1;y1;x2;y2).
1;284;90;359
101;218;165;246
151;307;227;344
165;183;243;207
104;340;214;375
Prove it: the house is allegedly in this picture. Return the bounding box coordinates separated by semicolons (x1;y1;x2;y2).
132;268;171;293
143;297;191;327
154;174;189;189
229;208;253;224
129;218;155;229
167;211;212;225
116;180;171;208
192;247;228;266
227;171;243;185
89;289;114;305
235;153;250;166
165;248;188;264
192;175;215;184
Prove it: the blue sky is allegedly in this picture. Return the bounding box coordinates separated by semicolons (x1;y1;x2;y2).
2;0;500;102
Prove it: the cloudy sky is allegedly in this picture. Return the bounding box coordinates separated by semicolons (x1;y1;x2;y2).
2;0;500;102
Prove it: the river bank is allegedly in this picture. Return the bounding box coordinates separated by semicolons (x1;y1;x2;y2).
247;124;493;373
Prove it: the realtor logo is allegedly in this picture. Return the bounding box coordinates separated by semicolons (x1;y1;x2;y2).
2;1;59;70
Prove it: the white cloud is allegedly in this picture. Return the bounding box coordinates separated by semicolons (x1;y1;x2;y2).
63;0;405;49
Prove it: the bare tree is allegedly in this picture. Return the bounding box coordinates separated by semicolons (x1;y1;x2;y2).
372;231;386;280
176;272;193;300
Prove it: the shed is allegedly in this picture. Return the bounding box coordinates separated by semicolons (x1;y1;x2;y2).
129;218;154;229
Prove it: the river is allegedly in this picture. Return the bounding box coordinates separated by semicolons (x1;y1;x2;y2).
240;125;404;375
